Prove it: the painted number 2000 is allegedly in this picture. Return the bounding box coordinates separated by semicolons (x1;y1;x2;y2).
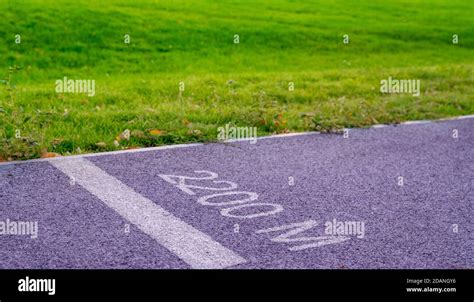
159;170;350;251
159;170;283;219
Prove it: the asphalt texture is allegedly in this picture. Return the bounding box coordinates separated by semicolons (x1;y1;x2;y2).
0;117;472;269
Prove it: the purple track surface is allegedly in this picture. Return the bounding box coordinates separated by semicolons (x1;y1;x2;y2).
0;117;472;269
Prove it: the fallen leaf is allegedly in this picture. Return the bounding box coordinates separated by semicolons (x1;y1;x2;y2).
120;129;130;141
41;152;61;158
52;138;63;145
131;130;145;138
149;129;162;136
95;142;106;148
187;129;202;136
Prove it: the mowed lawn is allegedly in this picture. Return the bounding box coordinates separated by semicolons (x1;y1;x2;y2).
0;0;473;160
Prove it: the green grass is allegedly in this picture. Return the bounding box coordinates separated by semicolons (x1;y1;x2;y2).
1;0;473;160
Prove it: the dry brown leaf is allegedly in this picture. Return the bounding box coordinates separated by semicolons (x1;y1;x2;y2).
187;129;202;136
52;138;63;145
41;152;61;158
149;129;162;136
131;130;145;138
120;129;131;141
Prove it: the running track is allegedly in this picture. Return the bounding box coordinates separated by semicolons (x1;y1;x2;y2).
0;117;472;269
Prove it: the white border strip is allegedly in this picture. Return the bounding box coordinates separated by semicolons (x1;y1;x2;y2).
50;157;247;269
1;114;473;167
0;142;204;166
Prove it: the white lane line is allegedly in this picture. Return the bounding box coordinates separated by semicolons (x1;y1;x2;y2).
399;120;431;125
0;143;204;166
49;157;246;269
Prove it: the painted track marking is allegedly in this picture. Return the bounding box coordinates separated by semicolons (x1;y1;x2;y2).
50;157;247;269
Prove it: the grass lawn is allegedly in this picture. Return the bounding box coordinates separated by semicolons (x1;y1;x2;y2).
0;0;473;160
